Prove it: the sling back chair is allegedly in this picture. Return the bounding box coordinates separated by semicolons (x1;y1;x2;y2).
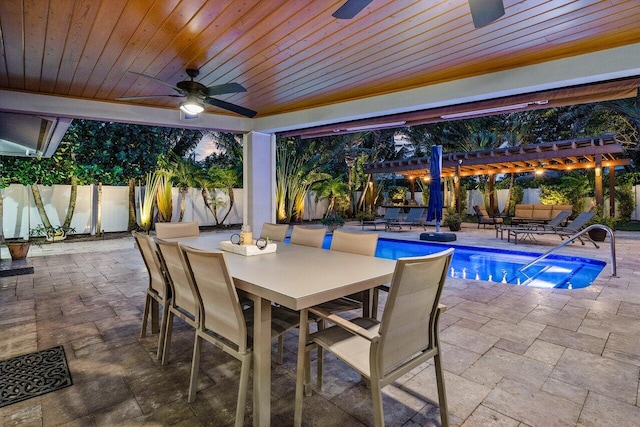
132;231;171;360
294;248;454;427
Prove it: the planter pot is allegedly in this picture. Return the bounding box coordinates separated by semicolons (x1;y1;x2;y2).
448;225;461;232
7;242;30;260
588;229;607;242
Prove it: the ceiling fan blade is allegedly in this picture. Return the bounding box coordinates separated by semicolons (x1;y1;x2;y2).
332;0;373;19
468;0;505;29
207;82;247;96
117;94;183;101
129;71;182;92
205;98;257;118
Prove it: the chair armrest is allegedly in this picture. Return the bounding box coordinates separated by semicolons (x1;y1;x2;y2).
308;307;379;341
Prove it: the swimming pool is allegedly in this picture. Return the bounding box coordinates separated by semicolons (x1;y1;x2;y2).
312;236;605;289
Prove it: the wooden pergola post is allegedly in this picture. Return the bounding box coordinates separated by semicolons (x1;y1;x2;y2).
609;166;616;217
455;165;461;214
594;154;603;208
488;174;496;215
409;177;415;203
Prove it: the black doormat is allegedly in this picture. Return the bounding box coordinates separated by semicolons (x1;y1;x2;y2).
0;345;73;408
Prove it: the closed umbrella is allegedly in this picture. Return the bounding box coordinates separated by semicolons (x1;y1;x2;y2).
426;145;443;232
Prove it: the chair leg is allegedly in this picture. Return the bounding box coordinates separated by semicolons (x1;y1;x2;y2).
371;379;385;427
140;293;151;338
235;353;251;427
294;309;309;427
161;311;174;365
188;333;202;403
316;320;325;391
156;301;169;360
434;351;450;427
277;335;284;364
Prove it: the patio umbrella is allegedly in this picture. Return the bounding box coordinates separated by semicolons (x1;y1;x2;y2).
426;145;443;232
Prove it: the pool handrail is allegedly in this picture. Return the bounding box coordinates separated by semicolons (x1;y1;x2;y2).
518;224;617;278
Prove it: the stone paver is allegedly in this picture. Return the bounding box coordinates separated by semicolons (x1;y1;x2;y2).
1;225;639;426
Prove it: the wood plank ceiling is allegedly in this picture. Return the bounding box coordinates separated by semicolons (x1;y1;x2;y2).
1;0;640;121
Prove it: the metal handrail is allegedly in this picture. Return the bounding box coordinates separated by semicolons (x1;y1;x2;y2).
518;224;617;277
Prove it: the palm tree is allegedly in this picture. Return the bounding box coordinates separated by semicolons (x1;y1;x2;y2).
200;166;239;226
168;156;201;221
313;177;349;216
458;130;502;211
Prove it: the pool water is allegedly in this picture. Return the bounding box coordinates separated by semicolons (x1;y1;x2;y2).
314;236;605;289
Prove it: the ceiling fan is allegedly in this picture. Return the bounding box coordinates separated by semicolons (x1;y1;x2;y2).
117;69;257;118
333;0;505;29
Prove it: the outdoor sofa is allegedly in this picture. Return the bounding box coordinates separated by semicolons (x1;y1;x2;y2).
511;204;573;224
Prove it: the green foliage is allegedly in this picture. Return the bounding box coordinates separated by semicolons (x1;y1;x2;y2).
29;224;76;239
155;171;173;223
443;207;463;230
138;172;160;231
276;139;331;223
539;184;571;205
68;120;175;185
589;205;617;230
355;211;376;222
615;177;635;222
387;186;407;204
320;213;345;226
559;172;592;215
313;177;349;216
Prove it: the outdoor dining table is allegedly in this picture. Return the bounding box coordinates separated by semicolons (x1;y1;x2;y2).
164;233;396;426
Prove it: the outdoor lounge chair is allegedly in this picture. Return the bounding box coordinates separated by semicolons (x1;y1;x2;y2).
361;207;401;231
509;211;596;246
386;207;427;231
497;210;571;240
294;248;454;427
473;205;504;229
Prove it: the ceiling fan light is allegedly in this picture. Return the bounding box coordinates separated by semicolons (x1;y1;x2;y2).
180;100;204;114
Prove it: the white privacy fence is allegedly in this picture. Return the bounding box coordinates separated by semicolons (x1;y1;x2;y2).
2;184;638;239
1;184;328;239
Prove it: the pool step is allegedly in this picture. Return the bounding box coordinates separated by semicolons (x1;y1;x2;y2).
518;264;581;289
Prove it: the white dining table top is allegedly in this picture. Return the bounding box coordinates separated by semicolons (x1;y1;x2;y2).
167;233;397;310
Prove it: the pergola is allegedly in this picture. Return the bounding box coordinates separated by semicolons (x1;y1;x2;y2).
364;135;630;216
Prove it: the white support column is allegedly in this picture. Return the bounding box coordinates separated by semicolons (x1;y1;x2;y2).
243;131;276;237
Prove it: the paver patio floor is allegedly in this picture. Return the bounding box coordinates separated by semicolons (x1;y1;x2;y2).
1;223;638;426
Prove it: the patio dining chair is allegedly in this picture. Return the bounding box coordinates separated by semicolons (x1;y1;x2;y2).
154;238;200;365
259;222;289;242
294;248;454;427
289;225;326;248
132;231;171;360
312;229;380;386
179;245;299;426
155;221;200;239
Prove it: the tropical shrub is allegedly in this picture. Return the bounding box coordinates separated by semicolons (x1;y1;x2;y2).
138;172;160;231
155;171;173;223
387;186;407;204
